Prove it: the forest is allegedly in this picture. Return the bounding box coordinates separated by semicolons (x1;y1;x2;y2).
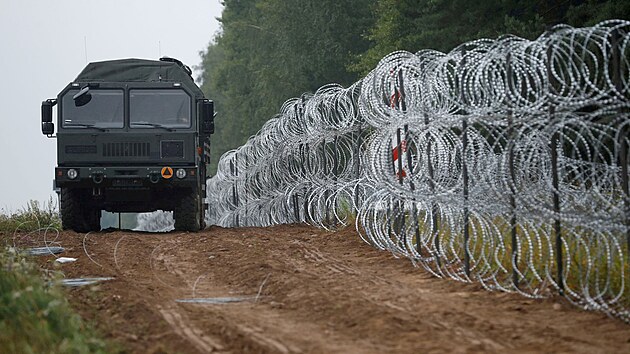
198;0;630;174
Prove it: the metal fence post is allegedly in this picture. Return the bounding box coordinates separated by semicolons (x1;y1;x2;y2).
293;192;300;223
550;107;563;294
547;45;563;294
508;122;519;287
403;123;420;255
303;143;310;223
395;127;405;243
457;49;471;279
353;127;362;211
462;116;471;278
333;135;339;227
245;153;249;226
394;69;408;244
612;29;630;274
425;113;440;265
230;154;239;228
506;52;519;288
323;142;330;225
235;153;240;227
388;136;394;237
621;127;629;276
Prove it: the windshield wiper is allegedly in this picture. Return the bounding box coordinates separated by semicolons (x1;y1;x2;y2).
64;122;107;132
132;122;175;131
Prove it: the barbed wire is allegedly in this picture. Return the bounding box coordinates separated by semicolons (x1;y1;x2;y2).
189;20;630;321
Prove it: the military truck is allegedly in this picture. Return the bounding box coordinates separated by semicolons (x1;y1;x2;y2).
41;57;214;232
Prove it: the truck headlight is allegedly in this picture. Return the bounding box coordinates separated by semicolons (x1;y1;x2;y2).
67;169;78;180
176;168;186;179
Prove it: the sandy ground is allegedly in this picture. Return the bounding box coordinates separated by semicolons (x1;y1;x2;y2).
5;224;630;353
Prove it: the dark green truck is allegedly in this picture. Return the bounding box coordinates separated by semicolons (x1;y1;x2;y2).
41;57;214;232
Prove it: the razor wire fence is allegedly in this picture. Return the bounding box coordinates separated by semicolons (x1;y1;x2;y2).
204;20;630;321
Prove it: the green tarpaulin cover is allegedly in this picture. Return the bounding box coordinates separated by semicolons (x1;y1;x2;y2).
74;58;203;98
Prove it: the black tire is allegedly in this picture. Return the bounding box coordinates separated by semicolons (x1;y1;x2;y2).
61;188;85;232
61;188;101;233
174;191;201;232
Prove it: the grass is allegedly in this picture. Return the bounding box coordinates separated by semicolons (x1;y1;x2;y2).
0;198;61;233
362;204;629;313
0;249;112;353
0;202;116;353
335;197;357;226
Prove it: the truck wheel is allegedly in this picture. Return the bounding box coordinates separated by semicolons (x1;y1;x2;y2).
61;188;87;232
174;191;201;232
61;188;101;233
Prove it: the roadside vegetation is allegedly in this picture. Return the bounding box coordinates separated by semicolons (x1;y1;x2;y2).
0;198;61;233
0;203;114;353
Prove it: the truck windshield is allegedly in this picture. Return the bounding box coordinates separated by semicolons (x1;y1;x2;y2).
130;89;191;129
62;89;124;128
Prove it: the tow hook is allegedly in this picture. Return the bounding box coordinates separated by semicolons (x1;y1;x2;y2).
92;172;104;184
149;172;161;184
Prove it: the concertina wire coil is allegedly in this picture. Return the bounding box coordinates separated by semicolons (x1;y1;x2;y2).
199;20;630;321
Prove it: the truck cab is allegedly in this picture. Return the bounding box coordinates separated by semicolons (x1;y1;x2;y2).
41;57;214;232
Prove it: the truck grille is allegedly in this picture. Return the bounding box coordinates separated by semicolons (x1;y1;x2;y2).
103;142;150;157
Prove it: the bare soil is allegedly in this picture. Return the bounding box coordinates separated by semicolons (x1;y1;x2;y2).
6;225;630;353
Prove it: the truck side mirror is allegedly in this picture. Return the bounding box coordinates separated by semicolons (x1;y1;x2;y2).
41;99;57;136
201;100;215;134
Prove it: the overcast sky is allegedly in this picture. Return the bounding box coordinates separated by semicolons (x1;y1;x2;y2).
0;0;223;211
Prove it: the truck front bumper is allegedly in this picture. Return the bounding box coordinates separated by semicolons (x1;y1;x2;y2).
55;165;200;189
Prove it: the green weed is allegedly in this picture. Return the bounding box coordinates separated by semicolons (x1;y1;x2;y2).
0;249;116;353
0;198;61;233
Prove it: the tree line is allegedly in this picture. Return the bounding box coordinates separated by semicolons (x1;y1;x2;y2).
198;0;629;175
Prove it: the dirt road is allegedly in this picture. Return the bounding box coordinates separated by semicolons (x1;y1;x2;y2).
9;225;630;353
